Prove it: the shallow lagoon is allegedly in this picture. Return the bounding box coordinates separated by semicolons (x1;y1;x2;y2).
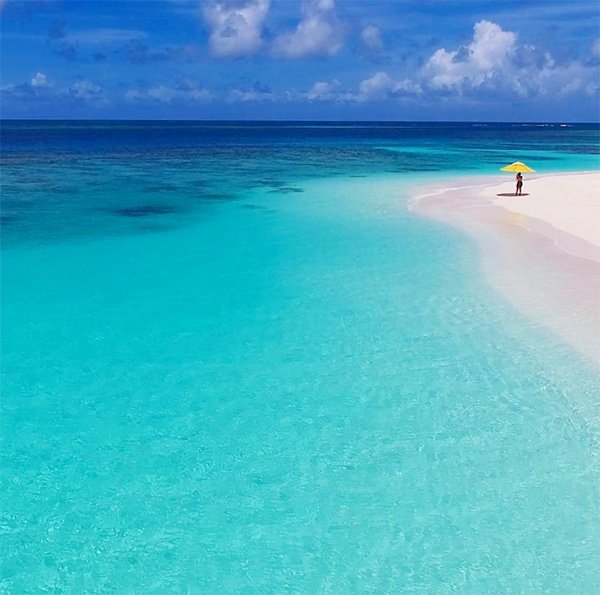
2;122;599;592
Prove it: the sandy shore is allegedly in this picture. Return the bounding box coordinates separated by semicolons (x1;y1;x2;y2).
485;172;600;261
412;171;600;365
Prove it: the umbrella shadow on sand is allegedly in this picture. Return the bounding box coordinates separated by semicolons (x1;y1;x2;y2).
496;192;530;197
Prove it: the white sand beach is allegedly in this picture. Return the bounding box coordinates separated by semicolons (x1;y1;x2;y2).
484;172;600;261
413;171;600;364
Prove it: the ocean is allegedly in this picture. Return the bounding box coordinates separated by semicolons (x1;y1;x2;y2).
1;121;599;593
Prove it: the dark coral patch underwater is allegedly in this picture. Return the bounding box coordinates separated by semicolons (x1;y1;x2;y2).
0;214;20;224
268;187;304;194
193;193;238;201
143;183;182;193
111;204;181;218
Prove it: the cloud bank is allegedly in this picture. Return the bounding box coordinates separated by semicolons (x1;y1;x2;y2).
202;0;270;57
421;20;599;98
1;72;105;105
272;0;344;58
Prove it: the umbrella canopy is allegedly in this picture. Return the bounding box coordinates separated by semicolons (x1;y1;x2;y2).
501;161;535;173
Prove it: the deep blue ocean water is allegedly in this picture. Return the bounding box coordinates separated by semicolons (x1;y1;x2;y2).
1;121;599;593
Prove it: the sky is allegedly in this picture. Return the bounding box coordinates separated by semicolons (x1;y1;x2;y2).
1;0;599;121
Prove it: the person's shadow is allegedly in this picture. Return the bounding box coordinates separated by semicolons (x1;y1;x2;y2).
496;192;530;197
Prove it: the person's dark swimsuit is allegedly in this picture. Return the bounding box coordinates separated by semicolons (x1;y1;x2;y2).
516;173;523;194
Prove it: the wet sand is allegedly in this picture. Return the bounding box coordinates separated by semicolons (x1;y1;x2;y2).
412;172;600;365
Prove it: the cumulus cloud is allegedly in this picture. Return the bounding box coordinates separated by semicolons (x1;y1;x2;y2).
68;80;103;100
226;80;338;103
360;25;383;54
226;80;274;102
125;18;599;108
528;58;599;97
231;75;422;105
421;20;599;99
30;72;48;88
357;71;393;100
125;80;212;103
423;20;516;92
354;71;421;102
273;0;344;58
228;88;274;102
2;73;106;106
202;0;270;58
305;80;337;101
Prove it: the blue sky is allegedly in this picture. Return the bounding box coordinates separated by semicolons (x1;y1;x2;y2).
1;0;599;120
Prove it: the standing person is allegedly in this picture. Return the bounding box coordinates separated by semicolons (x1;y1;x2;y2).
515;172;523;196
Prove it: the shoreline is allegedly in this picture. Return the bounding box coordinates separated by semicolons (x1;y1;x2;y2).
411;171;600;366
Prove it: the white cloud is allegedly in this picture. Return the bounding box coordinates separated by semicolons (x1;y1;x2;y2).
358;71;393;100
306;80;337;100
353;71;421;102
421;19;599;100
227;80;339;103
392;78;422;96
272;0;344;58
424;20;517;92
468;20;516;71
531;59;599;97
125;82;213;104
281;74;422;104
2;73;106;106
592;38;600;59
228;88;274;102
68;80;103;100
124;89;143;101
31;72;48;88
147;86;178;103
202;0;270;58
361;25;383;53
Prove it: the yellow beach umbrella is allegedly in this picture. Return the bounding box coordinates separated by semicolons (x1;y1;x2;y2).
500;161;535;173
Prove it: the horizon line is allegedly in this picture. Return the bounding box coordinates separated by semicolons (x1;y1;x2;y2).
1;118;599;125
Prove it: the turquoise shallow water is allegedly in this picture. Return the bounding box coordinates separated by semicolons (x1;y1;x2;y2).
1;122;600;593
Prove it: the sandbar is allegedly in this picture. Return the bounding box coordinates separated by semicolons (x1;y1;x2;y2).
412;171;600;365
486;172;600;261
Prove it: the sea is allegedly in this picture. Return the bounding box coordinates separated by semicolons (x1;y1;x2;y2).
1;121;599;593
